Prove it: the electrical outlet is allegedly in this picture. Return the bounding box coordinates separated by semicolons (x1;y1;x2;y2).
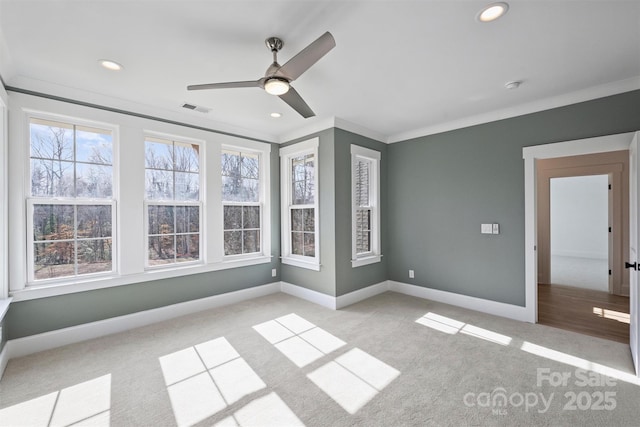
492;223;500;234
271;268;277;277
409;269;415;279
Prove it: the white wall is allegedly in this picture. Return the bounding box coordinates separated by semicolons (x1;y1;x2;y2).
550;174;608;259
0;85;7;299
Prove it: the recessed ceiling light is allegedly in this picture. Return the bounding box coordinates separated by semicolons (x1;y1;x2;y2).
270;112;282;118
505;80;522;90
98;59;123;71
477;2;509;22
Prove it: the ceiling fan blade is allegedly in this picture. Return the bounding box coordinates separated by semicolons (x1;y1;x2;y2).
279;87;315;118
275;32;335;81
187;80;261;91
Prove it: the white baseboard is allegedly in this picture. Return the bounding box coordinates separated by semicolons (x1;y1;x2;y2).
6;282;281;360
280;281;336;309
388;281;529;322
0;344;9;380
551;250;607;260
336;281;390;309
1;279;531;378
280;280;390;310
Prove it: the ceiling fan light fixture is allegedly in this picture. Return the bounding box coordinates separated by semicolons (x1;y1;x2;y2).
477;2;509;22
264;78;290;96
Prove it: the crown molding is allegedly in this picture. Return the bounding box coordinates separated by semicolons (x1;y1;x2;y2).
278;116;386;144
6;75;278;143
386;76;640;143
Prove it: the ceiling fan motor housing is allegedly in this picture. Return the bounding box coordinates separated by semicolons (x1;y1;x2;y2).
265;37;284;52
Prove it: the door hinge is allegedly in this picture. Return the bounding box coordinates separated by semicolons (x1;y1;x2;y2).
609;269;612;275
609;226;612;232
608;184;612;190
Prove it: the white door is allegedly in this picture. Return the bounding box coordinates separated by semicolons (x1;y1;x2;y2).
629;132;640;376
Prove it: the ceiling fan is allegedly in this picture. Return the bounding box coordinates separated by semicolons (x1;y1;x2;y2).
187;32;335;118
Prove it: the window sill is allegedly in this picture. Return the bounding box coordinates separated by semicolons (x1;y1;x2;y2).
351;255;382;268
11;256;273;302
281;256;321;271
0;298;12;321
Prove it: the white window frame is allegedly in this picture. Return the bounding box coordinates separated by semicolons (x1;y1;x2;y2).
280;138;320;271
27;199;117;284
143;133;204;269
351;145;381;267
25;112;119;285
221;145;268;260
8;95;273;302
0;91;8;299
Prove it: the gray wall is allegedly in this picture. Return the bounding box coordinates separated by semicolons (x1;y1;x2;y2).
387;90;640;306
334;129;388;296
280;128;389;297
6;89;640;340
6;143;281;339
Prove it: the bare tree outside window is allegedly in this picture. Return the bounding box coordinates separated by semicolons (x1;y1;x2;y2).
29;118;114;281
222;150;261;256
145;137;201;266
289;153;315;257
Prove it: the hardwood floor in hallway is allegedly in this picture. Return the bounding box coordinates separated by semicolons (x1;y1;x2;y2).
538;283;630;343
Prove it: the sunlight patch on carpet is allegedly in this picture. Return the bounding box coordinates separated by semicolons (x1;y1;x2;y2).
0;374;111;427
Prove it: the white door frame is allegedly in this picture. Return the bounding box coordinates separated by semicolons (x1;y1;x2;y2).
522;132;635;323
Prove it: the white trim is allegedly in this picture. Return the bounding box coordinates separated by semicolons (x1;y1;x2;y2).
388;76;640;144
10;256;273;302
388;280;530;322
334;118;387;143
278;117;335;145
278;117;386;145
220;145;270;260
0;90;7;299
280;138;320;270
143;133;205;268
335;281;389;309
550;250;608;260
0;298;12;321
351;255;382;268
6;282;281;360
351;145;382;266
0;343;9;381
8;77;278;143
281;280;391;310
24;112;120;287
279;137;319;157
522;132;636;324
281;257;321;271
0;279;538;377
280;281;336;309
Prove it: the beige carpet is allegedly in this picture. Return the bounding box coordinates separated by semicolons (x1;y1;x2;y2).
1;291;639;426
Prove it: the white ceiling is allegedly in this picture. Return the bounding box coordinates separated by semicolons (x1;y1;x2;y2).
1;0;639;143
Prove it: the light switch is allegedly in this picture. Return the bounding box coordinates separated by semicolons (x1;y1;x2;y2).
492;224;500;234
481;224;493;234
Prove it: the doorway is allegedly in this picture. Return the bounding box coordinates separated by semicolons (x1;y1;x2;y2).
536;151;630;343
550;174;609;291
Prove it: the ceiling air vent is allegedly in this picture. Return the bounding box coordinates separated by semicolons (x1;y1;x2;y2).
181;103;210;114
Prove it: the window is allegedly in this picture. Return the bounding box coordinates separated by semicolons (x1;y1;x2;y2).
145;136;201;267
280;138;319;270
27;117;115;282
351;145;381;267
221;149;263;256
